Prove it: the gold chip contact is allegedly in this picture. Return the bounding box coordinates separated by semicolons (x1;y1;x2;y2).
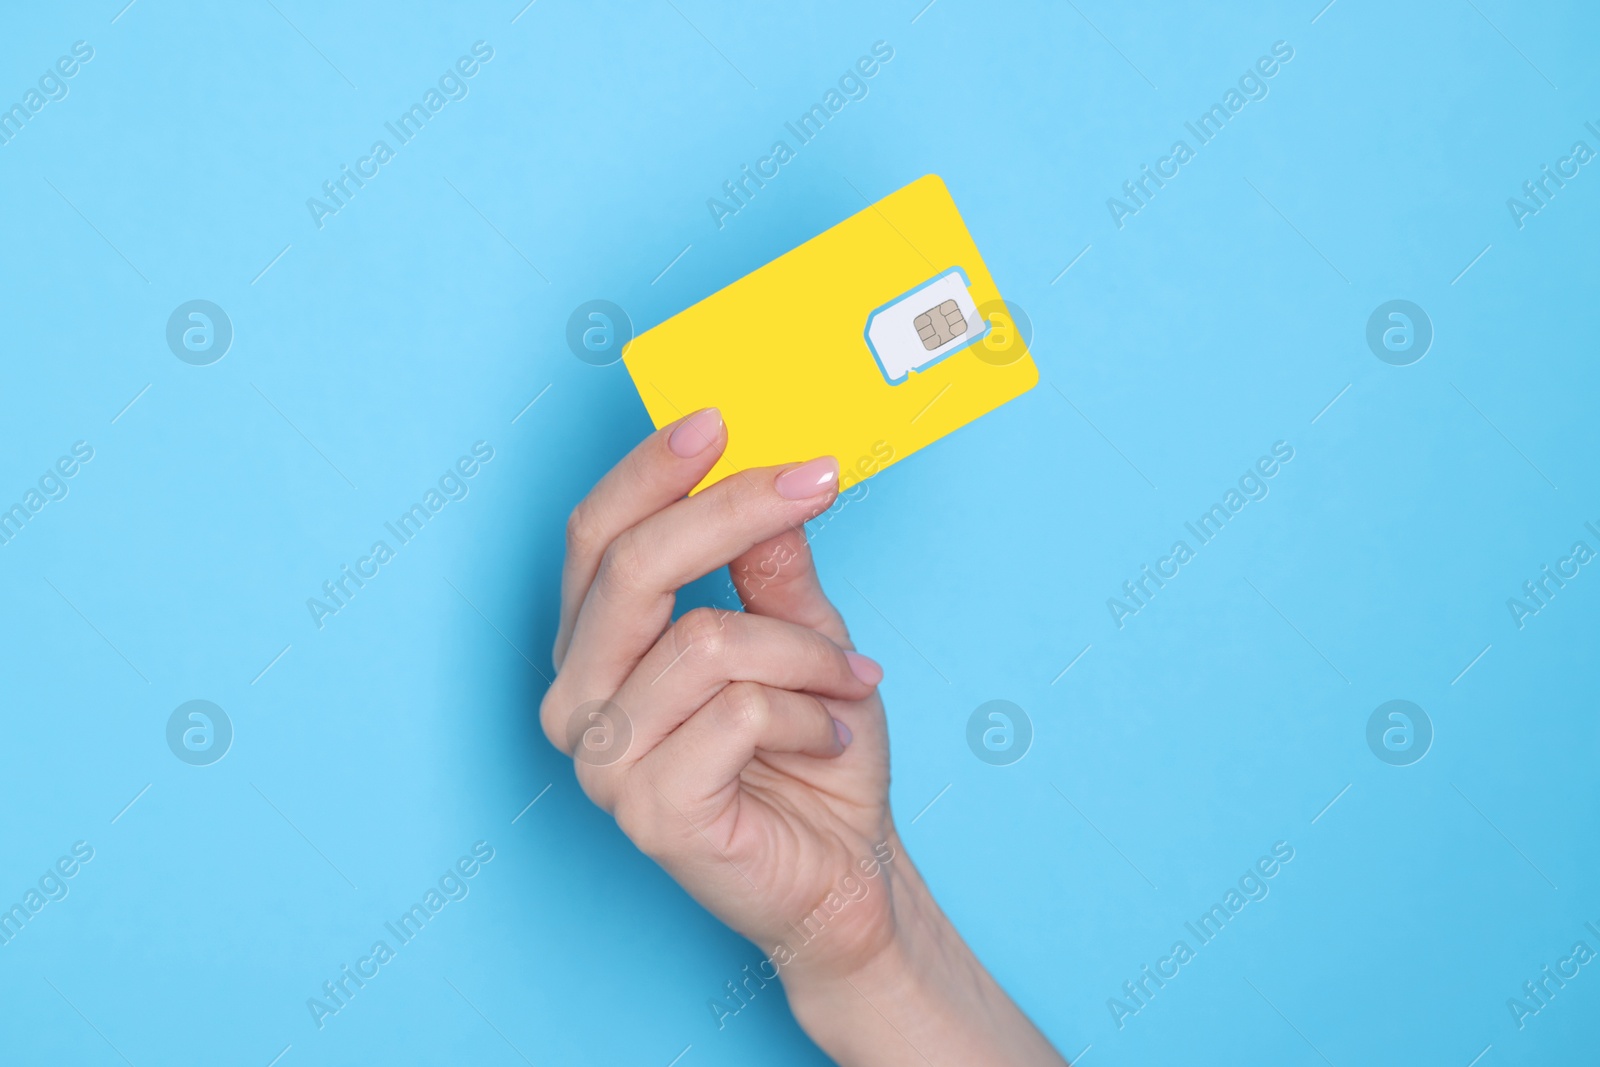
913;299;967;352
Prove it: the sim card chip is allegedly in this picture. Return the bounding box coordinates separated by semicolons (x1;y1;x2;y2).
914;300;968;351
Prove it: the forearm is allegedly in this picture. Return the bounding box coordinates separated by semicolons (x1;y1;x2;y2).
784;843;1067;1067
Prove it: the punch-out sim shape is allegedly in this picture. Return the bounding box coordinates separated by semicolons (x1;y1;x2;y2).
864;267;990;384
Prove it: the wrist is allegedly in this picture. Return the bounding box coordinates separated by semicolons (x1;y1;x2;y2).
782;840;1064;1067
782;850;953;1062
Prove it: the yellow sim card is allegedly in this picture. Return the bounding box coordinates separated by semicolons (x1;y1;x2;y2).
623;175;1037;494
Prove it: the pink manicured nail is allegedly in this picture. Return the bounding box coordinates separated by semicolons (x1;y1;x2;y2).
833;718;853;747
775;457;838;499
845;651;883;686
668;408;723;458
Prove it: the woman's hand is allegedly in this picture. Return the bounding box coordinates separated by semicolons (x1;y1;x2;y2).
542;409;1066;1066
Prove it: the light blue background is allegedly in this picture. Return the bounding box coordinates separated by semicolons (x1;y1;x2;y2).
2;1;1596;1064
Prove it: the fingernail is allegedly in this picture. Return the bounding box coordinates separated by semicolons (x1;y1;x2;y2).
833;718;853;747
845;651;883;686
668;408;723;458
775;456;838;500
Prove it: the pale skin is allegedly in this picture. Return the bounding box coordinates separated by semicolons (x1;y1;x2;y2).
541;407;1067;1066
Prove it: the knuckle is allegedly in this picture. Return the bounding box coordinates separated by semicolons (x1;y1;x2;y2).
714;681;771;737
714;482;759;528
796;629;842;683
572;760;618;813
597;530;651;596
673;606;731;662
537;685;567;750
564;501;605;558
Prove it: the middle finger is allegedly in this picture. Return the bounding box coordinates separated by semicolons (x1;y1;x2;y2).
603;607;878;766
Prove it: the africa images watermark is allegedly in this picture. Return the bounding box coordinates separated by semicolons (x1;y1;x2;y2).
1506;919;1600;1031
306;442;495;629
1505;519;1599;630
706;40;896;230
1505;119;1599;230
0;441;95;550
305;41;495;230
1107;840;1296;1030
0;40;95;148
306;841;496;1030
713;440;894;614
1106;40;1296;230
1107;441;1295;629
0;841;96;949
708;840;898;1029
